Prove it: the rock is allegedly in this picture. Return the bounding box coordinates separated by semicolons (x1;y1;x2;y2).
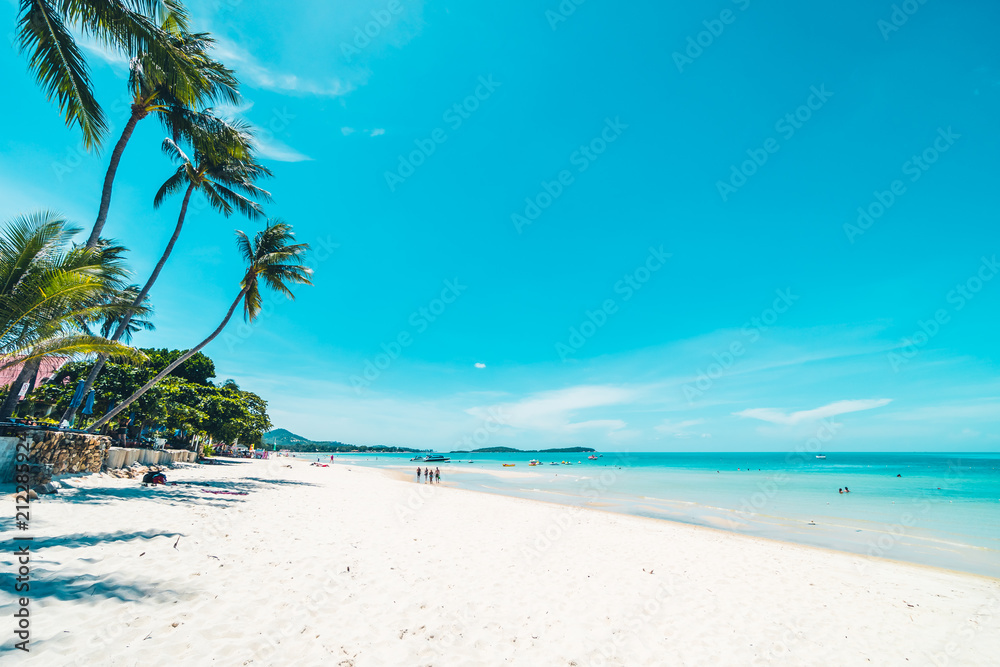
35;482;60;494
27;489;38;500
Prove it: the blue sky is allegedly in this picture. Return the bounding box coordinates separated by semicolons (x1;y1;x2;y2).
1;0;998;451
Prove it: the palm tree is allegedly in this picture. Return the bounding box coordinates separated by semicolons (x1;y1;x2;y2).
0;212;144;419
89;220;311;431
15;0;201;149
86;18;241;248
58;285;152;423
65;118;271;422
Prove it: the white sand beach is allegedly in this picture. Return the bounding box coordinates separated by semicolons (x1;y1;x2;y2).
6;458;1000;666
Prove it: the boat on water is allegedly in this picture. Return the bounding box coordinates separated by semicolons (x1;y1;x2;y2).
549;462;560;465
528;459;540;466
588;454;598;460
502;463;515;467
816;455;827;460
422;454;451;462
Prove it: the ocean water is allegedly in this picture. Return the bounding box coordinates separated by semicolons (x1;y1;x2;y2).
299;451;1000;578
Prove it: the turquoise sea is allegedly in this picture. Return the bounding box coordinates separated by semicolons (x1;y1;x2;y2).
299;451;1000;578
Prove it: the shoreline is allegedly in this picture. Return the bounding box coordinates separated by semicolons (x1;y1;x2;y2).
8;457;999;665
362;462;1000;585
303;455;1000;579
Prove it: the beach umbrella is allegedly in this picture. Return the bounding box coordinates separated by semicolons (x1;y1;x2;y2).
67;380;85;409
81;390;95;415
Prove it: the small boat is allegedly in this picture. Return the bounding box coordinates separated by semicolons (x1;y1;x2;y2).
528;460;540;466
422;454;451;462
816;455;827;460
502;463;515;467
588;455;598;460
549;462;559;465
410;456;424;461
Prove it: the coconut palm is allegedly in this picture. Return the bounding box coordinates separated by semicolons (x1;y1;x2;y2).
58;285;153;423
66;118;270;422
89;220;311;431
0;212;144;418
15;0;201;149
86;19;241;248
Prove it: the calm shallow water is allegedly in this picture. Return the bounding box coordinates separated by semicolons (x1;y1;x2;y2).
299;451;1000;578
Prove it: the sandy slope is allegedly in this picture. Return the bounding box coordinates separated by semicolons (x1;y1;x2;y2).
3;458;998;666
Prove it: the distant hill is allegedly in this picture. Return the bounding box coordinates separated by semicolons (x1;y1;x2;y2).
450;446;596;454
262;428;422;453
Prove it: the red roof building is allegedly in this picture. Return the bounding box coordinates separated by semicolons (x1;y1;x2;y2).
0;356;71;389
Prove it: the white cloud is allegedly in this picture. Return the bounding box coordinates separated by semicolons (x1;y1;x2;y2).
474;362;486;369
469;385;635;433
341;127;355;135
213;39;355;97
565;419;626;431
654;418;710;439
369;128;385;137
734;399;893;425
255;136;313;162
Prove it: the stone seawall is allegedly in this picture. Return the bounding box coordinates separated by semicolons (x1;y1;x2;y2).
21;429;111;476
0;427;198;482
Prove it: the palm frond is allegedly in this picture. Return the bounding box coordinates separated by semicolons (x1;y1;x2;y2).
17;0;106;148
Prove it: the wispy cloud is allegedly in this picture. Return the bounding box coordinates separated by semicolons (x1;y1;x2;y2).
654;418;711;438
734;399;893;425
215;100;312;162
255;136;313;162
468;385;636;433
340;127;385;137
213;39;355;97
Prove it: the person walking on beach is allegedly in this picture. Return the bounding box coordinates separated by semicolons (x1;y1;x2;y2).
416;466;421;481
435;467;441;482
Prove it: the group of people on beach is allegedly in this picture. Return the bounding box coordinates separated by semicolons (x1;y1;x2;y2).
416;466;440;483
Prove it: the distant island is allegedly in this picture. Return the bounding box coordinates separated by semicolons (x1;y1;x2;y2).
449;446;596;454
263;428;423;453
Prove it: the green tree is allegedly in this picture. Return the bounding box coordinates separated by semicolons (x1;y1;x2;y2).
90;220;311;431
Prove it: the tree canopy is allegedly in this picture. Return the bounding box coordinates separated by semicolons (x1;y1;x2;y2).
26;348;271;445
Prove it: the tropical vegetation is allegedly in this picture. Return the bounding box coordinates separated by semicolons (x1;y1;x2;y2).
24;349;272;446
3;0;314;445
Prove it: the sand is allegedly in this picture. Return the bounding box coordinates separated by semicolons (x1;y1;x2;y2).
4;457;999;666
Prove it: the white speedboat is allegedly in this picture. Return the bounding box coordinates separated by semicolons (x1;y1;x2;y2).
816;455;827;460
422;454;451;462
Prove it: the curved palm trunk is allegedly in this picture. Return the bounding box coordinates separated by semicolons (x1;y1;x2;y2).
63;183;195;424
86;107;145;248
0;358;42;420
89;286;248;432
